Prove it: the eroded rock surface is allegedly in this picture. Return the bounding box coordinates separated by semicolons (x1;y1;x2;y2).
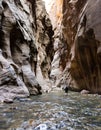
0;0;54;102
45;0;68;88
0;0;101;101
45;0;101;94
61;0;101;94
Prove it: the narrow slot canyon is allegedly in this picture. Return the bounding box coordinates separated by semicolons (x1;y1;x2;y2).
0;0;101;129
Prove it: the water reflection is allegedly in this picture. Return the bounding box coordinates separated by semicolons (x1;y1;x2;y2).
0;91;101;130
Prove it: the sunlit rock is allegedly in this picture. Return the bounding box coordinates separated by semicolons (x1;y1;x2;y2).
0;0;54;102
0;0;101;99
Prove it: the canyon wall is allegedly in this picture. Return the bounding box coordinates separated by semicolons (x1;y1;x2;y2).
0;0;101;102
0;0;54;102
61;0;101;93
45;0;68;88
45;0;101;94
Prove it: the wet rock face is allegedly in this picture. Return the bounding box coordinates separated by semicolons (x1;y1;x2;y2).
0;0;54;102
0;0;101;100
62;0;101;94
46;0;68;87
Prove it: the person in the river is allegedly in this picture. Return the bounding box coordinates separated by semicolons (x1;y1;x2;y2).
62;84;68;93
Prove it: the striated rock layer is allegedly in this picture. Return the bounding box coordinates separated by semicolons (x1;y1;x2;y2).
0;0;101;102
44;0;68;88
44;0;101;94
61;0;101;94
0;0;54;102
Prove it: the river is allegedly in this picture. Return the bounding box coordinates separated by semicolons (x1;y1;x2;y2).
0;91;101;130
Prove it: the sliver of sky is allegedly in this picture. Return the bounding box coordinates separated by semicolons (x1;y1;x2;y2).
42;0;53;12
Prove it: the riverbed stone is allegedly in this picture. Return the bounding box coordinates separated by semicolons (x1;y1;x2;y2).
34;124;47;130
80;90;90;94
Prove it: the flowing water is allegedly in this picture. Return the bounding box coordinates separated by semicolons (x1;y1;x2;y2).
0;91;101;130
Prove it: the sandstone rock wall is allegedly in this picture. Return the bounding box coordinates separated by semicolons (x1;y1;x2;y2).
61;0;101;94
44;0;68;88
0;0;54;102
0;0;101;102
45;0;101;94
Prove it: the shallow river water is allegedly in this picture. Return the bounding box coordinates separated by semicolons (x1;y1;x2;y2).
0;91;101;130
